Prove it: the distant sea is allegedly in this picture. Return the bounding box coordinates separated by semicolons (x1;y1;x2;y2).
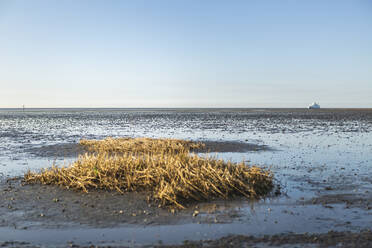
1;108;372;177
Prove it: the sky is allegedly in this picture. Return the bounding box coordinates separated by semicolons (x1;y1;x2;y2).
0;0;371;108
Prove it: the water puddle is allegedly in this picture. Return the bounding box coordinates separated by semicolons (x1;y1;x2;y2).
1;109;372;246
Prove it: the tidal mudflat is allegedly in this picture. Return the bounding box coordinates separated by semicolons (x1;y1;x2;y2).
1;108;372;247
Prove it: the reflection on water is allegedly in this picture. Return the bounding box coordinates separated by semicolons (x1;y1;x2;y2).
1;109;372;246
0;203;370;246
1;109;371;177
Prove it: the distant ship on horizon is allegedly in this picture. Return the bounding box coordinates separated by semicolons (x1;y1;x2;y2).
308;102;320;109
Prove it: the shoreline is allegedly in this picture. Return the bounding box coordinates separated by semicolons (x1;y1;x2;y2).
1;108;372;247
2;152;372;247
2;174;372;247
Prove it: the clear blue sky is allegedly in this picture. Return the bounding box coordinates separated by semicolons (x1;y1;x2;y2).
0;0;371;108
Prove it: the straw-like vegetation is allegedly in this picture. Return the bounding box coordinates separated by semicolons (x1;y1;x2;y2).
25;138;274;209
79;137;205;154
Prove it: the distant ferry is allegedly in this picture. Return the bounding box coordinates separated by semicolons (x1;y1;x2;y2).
308;102;320;109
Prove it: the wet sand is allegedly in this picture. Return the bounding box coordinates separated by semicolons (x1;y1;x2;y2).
0;141;277;247
163;230;372;248
3;231;372;248
1;141;271;229
0;177;259;229
2;174;372;247
1;109;372;247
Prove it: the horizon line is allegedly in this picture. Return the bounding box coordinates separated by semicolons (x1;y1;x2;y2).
1;107;372;110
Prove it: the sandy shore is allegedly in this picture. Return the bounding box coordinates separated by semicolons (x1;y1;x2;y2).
0;140;279;247
1;141;272;228
0;108;372;247
3;176;372;247
2;230;372;248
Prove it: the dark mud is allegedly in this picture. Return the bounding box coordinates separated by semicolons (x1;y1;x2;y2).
2;174;372;247
161;230;372;248
3;230;372;247
0;177;257;229
25;143;89;158
0;177;175;228
2;109;372;247
300;192;372;210
196;140;271;153
25;140;270;158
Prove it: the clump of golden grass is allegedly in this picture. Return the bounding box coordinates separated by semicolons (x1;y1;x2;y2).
79;137;205;154
25;138;274;209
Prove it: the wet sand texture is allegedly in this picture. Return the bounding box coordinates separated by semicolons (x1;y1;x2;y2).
160;230;372;248
2;109;372;247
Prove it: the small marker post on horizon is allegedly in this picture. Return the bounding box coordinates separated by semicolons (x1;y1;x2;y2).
22;104;25;112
